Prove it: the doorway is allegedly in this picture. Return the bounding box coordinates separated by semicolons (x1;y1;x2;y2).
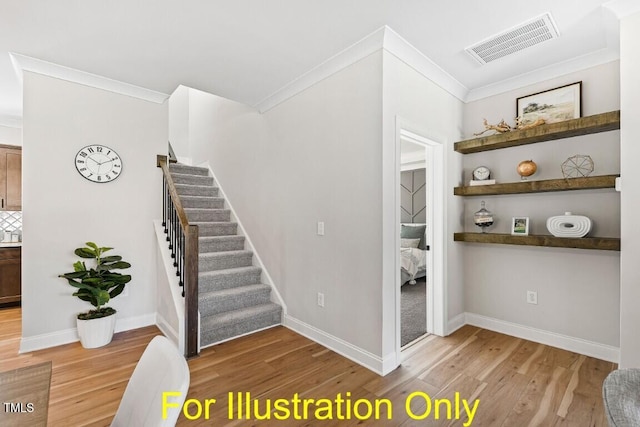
395;119;445;358
400;139;428;347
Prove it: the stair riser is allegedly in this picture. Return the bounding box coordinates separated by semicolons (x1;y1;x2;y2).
199;238;245;253
172;174;214;186
181;198;225;209
199;269;262;293
201;308;282;347
186;210;231;222
175;185;219;197
200;288;272;317
169;165;209;176
198;223;238;236
200;254;253;271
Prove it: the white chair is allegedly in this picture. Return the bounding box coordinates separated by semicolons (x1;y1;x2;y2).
111;335;190;427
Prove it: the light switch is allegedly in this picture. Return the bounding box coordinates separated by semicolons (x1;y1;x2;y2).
317;221;325;236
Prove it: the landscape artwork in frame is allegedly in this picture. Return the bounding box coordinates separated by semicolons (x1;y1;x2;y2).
511;217;529;236
516;82;582;126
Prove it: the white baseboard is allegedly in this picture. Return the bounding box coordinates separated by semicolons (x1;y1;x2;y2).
465;313;620;363
447;312;467;335
19;328;78;353
19;313;156;353
284;315;397;376
114;313;156;333
155;313;179;345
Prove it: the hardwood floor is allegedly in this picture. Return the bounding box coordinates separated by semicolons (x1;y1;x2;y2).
0;306;616;426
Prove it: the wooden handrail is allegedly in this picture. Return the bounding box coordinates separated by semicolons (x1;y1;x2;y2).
157;154;199;359
157;155;190;229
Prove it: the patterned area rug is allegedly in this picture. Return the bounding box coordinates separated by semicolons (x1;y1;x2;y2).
401;277;427;346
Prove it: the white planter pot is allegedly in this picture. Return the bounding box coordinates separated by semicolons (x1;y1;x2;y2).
77;314;116;349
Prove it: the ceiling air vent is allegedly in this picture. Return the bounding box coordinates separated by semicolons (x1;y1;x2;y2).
465;13;559;65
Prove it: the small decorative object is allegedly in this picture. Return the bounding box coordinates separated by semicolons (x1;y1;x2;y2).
470;166;495;186
59;242;132;348
511;217;530;236
75;144;123;183
515;116;546;130
561;154;594;178
474;201;494;233
473;118;512;136
472;166;491;181
516;81;582;126
546;212;592;238
517;159;537;180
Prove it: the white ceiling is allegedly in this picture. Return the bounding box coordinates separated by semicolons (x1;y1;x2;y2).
0;0;634;127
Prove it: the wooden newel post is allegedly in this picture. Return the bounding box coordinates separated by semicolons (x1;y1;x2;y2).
185;224;199;358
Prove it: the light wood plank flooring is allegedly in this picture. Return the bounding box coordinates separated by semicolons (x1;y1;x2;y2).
0;306;615;426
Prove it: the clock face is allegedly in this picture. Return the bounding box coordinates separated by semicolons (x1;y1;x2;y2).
473;166;491;181
75;145;123;183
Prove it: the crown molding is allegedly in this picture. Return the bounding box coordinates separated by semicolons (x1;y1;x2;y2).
465;48;620;103
603;0;640;18
254;27;387;113
10;53;169;104
255;26;469;113
382;26;468;101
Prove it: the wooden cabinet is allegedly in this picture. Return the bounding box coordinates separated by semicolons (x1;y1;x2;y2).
454;111;621;251
0;247;21;304
0;145;22;211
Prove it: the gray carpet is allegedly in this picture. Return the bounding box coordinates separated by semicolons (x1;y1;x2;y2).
401;277;427;346
169;163;281;346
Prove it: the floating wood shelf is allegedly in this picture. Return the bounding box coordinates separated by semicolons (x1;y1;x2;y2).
454;111;620;154
454;174;619;196
454;232;620;251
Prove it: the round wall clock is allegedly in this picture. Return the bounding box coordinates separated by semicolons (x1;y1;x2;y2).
75;145;123;183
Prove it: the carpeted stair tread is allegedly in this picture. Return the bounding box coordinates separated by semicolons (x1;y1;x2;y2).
175;183;219;197
192;222;238;236
199;235;245;252
185;208;231;222
199;284;272;317
199;266;262;292
171;173;214;186
199;250;253;271
169;164;209;176
200;303;282;346
180;196;225;209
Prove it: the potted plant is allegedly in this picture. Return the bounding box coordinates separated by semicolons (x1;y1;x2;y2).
59;242;132;348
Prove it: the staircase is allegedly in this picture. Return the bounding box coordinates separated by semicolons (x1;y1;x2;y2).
168;163;282;347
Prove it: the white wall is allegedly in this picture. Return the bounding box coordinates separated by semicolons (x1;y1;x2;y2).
21;71;167;350
381;51;464;357
619;11;640;368
0;125;21;146
181;53;385;363
168;85;190;161
462;61;621;349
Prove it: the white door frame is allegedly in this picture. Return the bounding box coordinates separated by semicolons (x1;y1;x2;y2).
395;117;446;357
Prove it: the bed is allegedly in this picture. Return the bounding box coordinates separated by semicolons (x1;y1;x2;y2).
401;223;427;286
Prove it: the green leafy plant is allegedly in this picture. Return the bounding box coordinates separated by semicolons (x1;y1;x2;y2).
59;242;132;320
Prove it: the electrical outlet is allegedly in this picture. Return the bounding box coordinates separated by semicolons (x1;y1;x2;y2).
317;221;325;236
317;292;325;307
526;290;538;305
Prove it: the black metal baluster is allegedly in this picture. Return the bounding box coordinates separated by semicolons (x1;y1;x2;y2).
162;177;167;232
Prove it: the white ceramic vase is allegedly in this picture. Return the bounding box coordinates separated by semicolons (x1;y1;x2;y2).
546;212;592;238
77;314;116;348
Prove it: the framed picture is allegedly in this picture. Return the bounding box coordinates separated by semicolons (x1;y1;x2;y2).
516;82;582;126
511;217;529;236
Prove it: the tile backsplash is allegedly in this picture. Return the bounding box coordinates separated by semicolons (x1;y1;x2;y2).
0;211;22;233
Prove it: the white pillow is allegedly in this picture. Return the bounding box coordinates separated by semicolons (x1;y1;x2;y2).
401;238;420;248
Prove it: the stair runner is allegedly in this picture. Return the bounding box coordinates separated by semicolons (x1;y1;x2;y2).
169;163;282;347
